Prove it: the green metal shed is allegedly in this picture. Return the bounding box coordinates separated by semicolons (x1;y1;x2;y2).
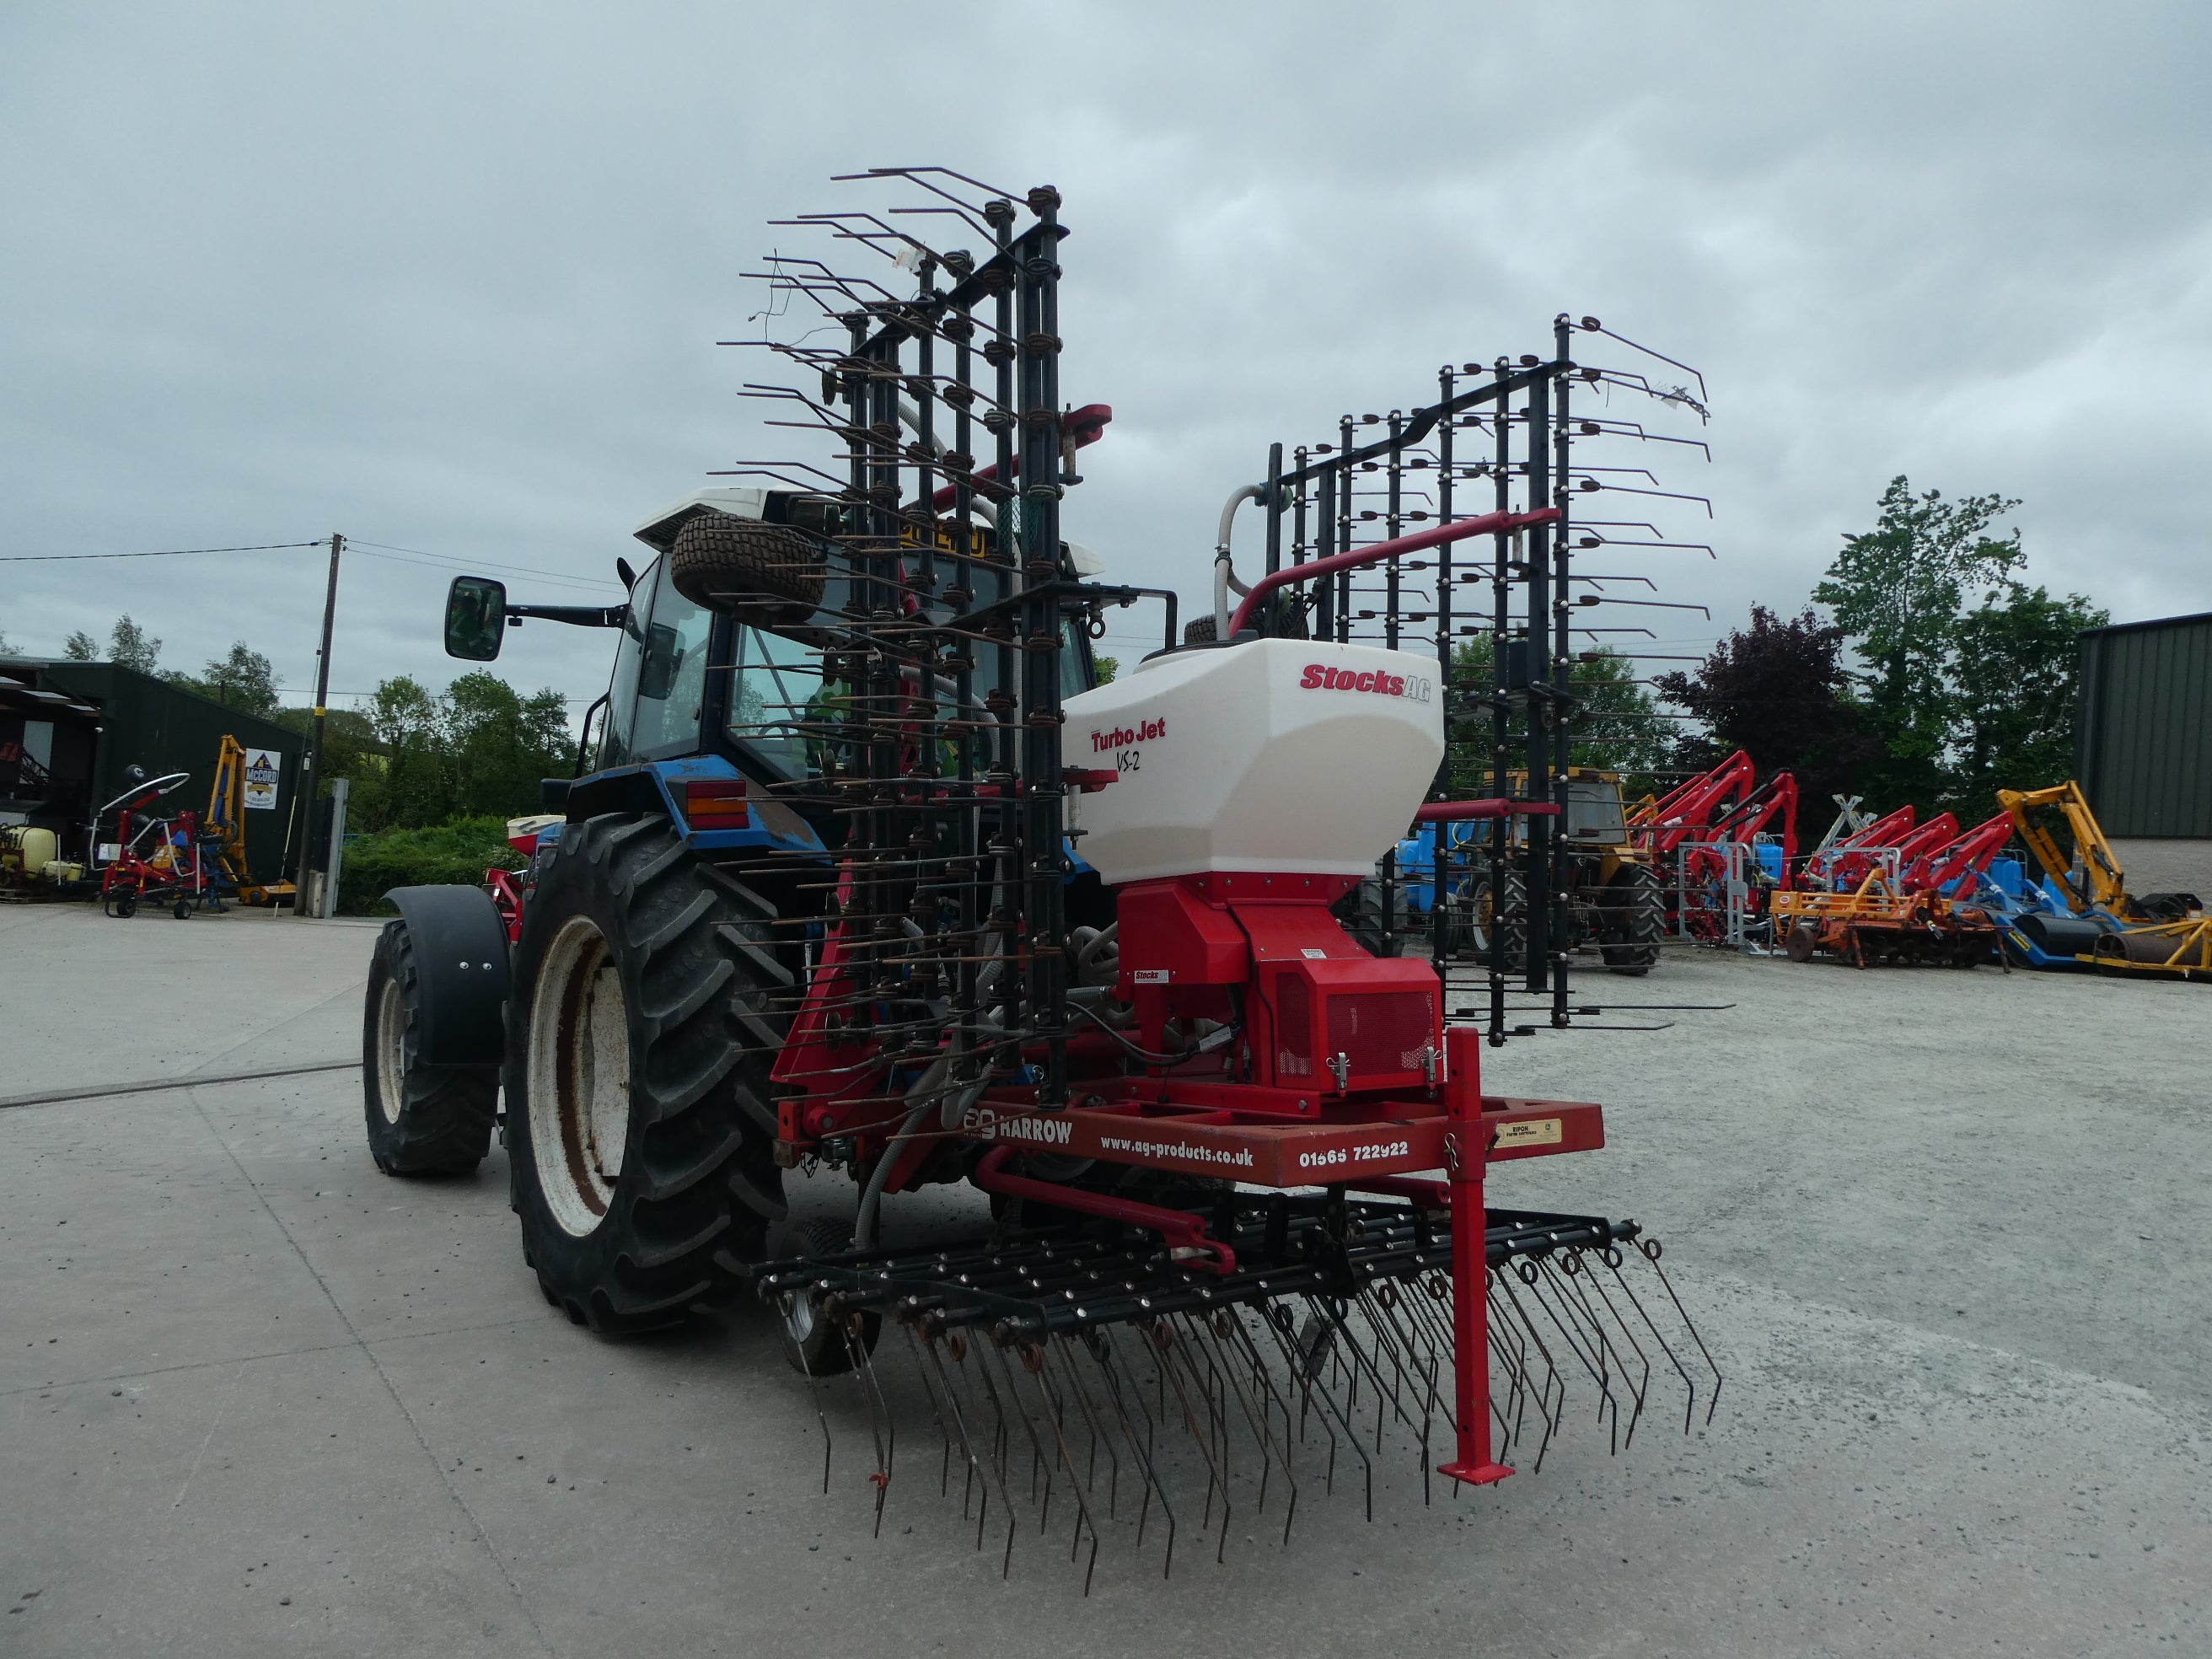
2075;611;2212;838
34;661;306;880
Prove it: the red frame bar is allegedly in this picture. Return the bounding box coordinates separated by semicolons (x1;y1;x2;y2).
1415;797;1562;823
969;1146;1236;1273
1437;1024;1512;1488
1227;507;1560;636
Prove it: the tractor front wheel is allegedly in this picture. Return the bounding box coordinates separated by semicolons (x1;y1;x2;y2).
362;919;500;1175
506;813;788;1335
1599;862;1664;976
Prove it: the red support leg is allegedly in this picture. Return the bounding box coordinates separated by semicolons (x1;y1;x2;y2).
1437;1024;1513;1488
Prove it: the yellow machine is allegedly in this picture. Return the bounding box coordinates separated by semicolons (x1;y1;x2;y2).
206;734;297;907
1998;779;2206;980
1998;780;2199;923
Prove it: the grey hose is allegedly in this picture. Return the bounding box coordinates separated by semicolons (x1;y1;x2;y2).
1213;484;1261;636
851;1035;997;1250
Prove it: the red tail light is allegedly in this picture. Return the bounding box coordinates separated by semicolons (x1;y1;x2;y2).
682;778;751;830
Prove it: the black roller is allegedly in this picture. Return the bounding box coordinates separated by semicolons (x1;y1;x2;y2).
2011;912;2107;960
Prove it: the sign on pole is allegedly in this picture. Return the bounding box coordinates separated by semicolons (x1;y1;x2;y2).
244;748;282;811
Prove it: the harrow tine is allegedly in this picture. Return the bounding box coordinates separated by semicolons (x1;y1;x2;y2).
1211;1311;1303;1546
1546;1251;1646;1450
1256;1296;1373;1521
902;1327;968;1506
1567;1251;1655;1448
1489;1270;1568;1471
1189;1309;1302;1546
1015;1344;1102;1595
925;1332;1018;1572
1600;1248;1704;1436
1636;1238;1725;1426
978;1338;1056;1533
1046;1335;1121;1521
847;1323;897;1535
1141;1319;1236;1563
1357;1279;1444;1504
1085;1327;1178;1578
1524;1257;1624;1453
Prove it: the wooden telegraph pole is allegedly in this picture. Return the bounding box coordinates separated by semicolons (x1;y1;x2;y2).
287;531;344;911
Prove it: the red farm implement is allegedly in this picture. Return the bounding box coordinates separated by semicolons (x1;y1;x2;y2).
1631;750;1798;946
357;173;1718;1587
92;770;209;920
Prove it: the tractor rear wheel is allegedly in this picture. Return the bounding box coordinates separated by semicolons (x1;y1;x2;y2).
1600;862;1664;976
362;918;499;1175
1455;868;1529;969
506;813;789;1335
1335;876;1409;958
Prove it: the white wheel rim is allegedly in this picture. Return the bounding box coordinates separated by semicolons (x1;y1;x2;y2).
374;974;406;1125
527;915;633;1238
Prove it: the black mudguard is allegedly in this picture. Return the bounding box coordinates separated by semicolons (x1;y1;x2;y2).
385;884;512;1067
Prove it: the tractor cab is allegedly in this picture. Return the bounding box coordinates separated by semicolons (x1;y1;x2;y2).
440;485;1104;830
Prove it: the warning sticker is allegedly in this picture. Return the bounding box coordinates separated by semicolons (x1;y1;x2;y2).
244;749;282;811
1494;1118;1563;1149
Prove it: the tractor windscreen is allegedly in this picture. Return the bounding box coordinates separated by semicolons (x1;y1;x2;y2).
1565;778;1628;843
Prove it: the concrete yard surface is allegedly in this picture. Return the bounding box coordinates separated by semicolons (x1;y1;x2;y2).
2;900;2207;1656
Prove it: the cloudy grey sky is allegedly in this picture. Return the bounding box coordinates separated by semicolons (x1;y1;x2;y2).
3;3;2207;722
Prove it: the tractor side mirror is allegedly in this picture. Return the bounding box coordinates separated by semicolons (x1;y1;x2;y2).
444;576;507;661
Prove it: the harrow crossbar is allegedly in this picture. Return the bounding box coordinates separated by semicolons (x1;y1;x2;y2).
757;1200;1627;1343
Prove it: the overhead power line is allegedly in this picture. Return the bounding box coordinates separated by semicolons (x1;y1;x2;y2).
0;540;326;562
346;539;624;590
4;533;624;593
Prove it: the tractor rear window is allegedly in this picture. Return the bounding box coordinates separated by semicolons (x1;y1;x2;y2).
726;624;827;780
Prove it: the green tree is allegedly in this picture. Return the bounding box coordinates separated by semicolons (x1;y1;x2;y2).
367;674;454;830
1654;605;1879;808
0;628;17;656
1093;655;1119;685
1947;584;2107;815
62;631;99;661
105;615;163;673
1813;477;2023;807
1446;639;1672;791
196;642;281;716
446;672;573;818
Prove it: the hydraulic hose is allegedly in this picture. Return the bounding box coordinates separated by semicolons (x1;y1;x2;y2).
1213;484;1261;636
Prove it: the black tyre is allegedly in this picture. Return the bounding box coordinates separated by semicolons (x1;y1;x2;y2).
506;813;788;1335
1453;868;1528;969
668;512;825;628
1785;923;1819;964
776;1218;882;1377
363;919;500;1175
112;891;138;920
1598;862;1664;976
1183;614;1218;645
1334;875;1409;958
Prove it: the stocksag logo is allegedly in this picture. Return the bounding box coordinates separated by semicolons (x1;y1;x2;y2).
1298;663;1433;702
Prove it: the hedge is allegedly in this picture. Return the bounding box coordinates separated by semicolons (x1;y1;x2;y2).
335;816;523;915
